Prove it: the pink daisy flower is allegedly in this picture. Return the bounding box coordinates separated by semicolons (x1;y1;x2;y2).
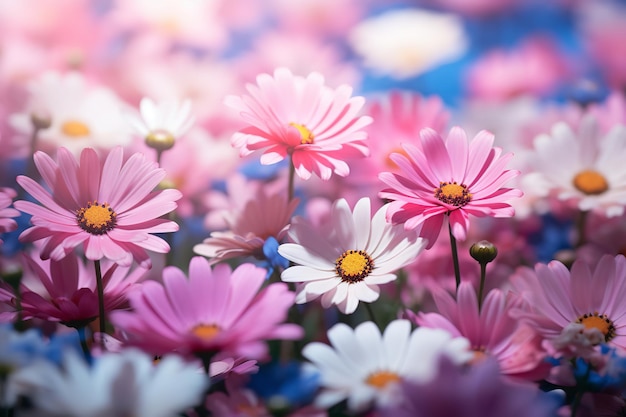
14;147;182;268
413;282;548;381
11;250;147;328
0;187;19;242
379;127;522;248
110;256;302;359
194;189;298;264
225;67;372;180
510;254;626;351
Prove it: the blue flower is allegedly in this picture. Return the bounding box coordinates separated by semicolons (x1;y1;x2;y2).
0;324;82;371
261;236;290;279
574;344;626;392
247;360;320;409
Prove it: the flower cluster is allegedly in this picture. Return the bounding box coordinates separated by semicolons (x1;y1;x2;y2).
1;1;626;416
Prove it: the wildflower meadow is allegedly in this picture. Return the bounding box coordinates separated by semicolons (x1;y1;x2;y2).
2;0;626;416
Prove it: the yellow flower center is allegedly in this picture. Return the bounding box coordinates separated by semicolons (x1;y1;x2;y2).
76;201;117;235
576;312;615;342
434;181;472;207
192;324;221;340
335;250;374;283
289;123;314;144
365;371;401;389
572;170;609;195
61;120;91;138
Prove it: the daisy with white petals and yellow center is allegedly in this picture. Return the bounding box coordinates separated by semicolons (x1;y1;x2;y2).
279;198;427;314
522;115;626;217
303;320;472;412
9;71;133;157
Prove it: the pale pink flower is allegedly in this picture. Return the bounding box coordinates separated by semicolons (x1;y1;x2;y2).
130;127;239;218
14;147;182;268
413;282;548;381
466;38;570;101
279;198;426;314
510;254;626;351
225;67;372;180
109;0;228;50
233;32;361;89
580;1;626;89
201;173;284;231
350;91;449;186
110;257;302;358
379;127;522;248
110;40;242;133
587;91;626;134
12;250;147;328
0;187;19;241
194;189;298;264
268;0;364;38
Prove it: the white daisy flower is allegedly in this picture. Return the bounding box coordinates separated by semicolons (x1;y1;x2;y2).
125;97;195;152
14;349;207;417
9;71;133;157
303;320;472;412
349;8;468;80
278;197;427;314
522;114;626;217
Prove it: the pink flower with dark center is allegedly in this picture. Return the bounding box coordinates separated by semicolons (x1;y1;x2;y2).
225;67;372;180
0;187;19;243
379;127;521;248
510;254;626;351
14;147;181;268
110;257;302;359
413;282;548;381
12;251;147;328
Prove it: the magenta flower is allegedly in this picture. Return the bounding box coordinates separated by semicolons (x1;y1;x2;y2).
379;127;521;248
413;282;548;381
110;256;302;358
13;251;147;328
225;67;372;180
0;187;19;242
14;147;182;267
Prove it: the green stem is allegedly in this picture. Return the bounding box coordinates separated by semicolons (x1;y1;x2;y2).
448;222;461;291
76;326;91;361
575;210;589;248
570;389;584;417
287;154;296;203
94;260;106;345
0;375;7;417
571;360;592;417
364;303;379;327
477;262;486;311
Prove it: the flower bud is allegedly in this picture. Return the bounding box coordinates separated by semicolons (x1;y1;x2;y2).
145;129;176;152
469;240;497;264
30;110;52;130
